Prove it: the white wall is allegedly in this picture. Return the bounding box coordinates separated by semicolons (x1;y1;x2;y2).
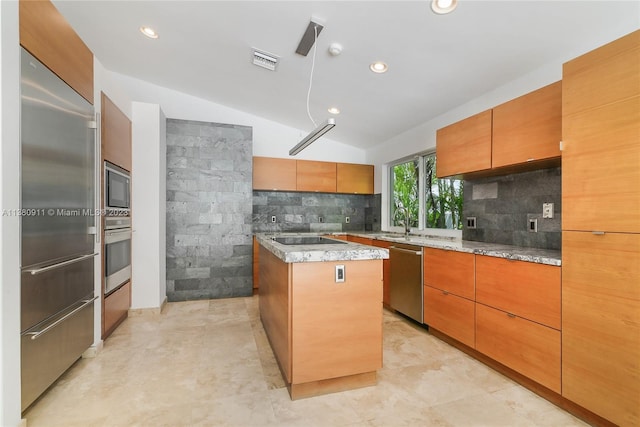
131;102;166;309
107;72;366;164
0;2;23;425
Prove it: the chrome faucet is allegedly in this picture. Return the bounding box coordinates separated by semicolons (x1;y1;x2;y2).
396;206;412;237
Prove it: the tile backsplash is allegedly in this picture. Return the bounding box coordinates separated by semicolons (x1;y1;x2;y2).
462;167;561;250
253;191;381;233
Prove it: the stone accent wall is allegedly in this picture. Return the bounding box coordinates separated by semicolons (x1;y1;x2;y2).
253;191;381;233
462;167;561;250
166;119;252;301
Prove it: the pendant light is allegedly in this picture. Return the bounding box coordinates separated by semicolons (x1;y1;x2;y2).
289;21;336;156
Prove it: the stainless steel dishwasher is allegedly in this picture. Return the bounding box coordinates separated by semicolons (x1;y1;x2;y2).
389;243;423;323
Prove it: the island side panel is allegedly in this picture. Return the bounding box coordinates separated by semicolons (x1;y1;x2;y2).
258;246;292;383
291;259;383;384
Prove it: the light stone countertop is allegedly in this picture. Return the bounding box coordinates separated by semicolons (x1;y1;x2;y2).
255;234;389;263
256;232;561;266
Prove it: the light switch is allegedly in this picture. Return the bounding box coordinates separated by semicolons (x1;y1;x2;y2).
335;265;345;283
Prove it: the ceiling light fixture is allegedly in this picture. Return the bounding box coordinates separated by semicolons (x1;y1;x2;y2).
370;61;388;73
289;119;336;156
289;20;336;156
431;0;458;15
328;107;340;115
139;26;158;39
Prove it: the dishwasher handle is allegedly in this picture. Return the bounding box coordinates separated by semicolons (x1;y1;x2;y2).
389;246;422;256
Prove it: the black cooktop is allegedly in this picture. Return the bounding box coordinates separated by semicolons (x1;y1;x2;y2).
273;236;347;245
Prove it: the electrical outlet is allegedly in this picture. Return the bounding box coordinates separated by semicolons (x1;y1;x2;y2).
543;203;554;219
271;215;276;223
319;216;324;223
466;217;476;229
345;216;350;224
529;218;538;232
335;265;345;283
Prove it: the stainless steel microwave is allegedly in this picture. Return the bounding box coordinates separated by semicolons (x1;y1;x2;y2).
104;161;130;214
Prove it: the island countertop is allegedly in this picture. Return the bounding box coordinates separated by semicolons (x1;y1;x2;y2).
256;232;560;266
255;234;389;263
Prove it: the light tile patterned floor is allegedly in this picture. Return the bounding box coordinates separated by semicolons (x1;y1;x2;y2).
24;296;588;427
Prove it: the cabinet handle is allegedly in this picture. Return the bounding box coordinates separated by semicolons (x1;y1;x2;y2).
592;231;605;235
526;158;535;162
506;312;516;318
442;290;449;296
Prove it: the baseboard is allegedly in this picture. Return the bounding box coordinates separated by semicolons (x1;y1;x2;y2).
82;340;104;358
18;418;28;427
128;296;168;317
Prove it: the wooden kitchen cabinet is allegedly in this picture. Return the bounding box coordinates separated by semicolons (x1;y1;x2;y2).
476;303;561;394
475;256;561;330
562;232;640;427
296;160;336;193
492;81;561;168
103;281;131;339
423;248;475;300
336;163;374;194
372;239;391;306
20;0;94;104
562;30;640;233
424;286;475;348
253;156;297;191
561;30;640;427
253;236;259;290
474;255;561;393
423;248;475;347
101;92;132;171
436;110;492;178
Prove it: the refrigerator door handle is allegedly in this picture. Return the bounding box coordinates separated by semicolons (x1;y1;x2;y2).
23;296;99;341
94;112;101;244
25;253;98;276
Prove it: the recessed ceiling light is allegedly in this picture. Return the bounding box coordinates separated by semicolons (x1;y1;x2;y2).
328;107;340;115
369;61;388;74
431;0;458;15
139;26;159;39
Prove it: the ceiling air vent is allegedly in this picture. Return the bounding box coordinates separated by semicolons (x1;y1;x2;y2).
252;49;279;71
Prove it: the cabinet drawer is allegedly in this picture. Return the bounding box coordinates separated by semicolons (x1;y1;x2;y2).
424;286;475;348
423;248;475;300
103;281;130;338
476;256;560;329
476;303;561;393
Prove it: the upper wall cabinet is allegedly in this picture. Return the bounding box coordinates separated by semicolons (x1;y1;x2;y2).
492;81;562;168
101;93;132;171
562;31;639;233
436;83;562;179
20;0;94;104
253;157;297;191
436;110;492;178
336;163;374;194
297;160;336;193
253;157;374;194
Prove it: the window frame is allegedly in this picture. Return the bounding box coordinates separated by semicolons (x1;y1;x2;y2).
387;151;462;239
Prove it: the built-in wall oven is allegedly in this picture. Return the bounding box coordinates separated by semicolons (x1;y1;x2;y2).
104;216;131;295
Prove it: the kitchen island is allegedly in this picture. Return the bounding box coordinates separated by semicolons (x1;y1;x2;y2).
256;234;388;400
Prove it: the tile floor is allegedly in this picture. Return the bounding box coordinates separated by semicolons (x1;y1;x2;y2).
24;297;588;427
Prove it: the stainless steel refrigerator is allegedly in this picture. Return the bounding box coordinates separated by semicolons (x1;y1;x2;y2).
20;47;97;411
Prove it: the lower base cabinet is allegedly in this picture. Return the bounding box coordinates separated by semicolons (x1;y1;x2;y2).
103;281;130;338
476;303;561;393
424;285;475;348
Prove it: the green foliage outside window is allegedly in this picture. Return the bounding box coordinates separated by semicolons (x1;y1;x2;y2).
391;154;463;230
424;155;464;230
391;160;419;228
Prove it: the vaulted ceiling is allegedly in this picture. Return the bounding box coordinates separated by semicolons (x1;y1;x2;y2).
53;1;640;149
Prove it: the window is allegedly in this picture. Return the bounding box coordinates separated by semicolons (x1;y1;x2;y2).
390;153;463;231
